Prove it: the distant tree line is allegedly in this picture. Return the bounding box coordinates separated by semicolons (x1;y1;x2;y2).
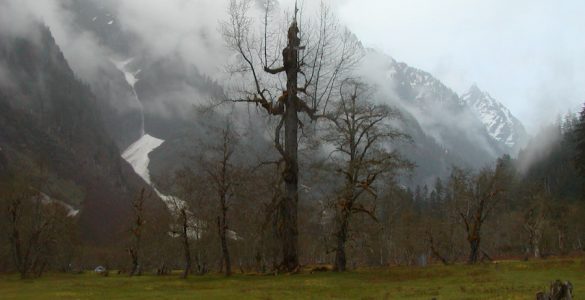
3;103;585;279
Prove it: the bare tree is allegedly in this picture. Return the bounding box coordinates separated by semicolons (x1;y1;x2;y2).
202;123;241;276
2;170;76;278
449;162;508;264
170;198;193;279
128;188;147;276
523;191;548;259
323;80;410;271
170;167;212;278
222;0;361;272
7;189;48;279
252;161;285;274
165;170;194;279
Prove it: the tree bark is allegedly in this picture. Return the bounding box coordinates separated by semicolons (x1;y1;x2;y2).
280;21;301;273
531;233;541;259
428;234;450;265
334;209;350;272
218;208;232;276
8;198;26;279
129;249;139;276
129;189;145;277
468;236;480;264
181;209;191;279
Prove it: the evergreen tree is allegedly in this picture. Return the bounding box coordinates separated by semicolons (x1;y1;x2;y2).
574;104;585;177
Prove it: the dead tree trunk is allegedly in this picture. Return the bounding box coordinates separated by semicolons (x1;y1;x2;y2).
452;165;507;265
279;21;301;273
334;184;356;272
216;127;234;276
8;196;27;279
129;188;146;277
428;233;450;265
223;1;361;272
468;231;481;264
128;248;139;276
334;208;351;272
525;221;543;259
180;208;191;279
218;206;231;276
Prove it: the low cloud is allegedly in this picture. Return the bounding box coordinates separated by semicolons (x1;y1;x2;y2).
339;0;585;135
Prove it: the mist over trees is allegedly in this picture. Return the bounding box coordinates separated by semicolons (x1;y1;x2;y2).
1;0;585;284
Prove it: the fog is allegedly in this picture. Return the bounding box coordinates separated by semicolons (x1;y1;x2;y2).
3;0;583;133
339;0;585;133
1;0;579;150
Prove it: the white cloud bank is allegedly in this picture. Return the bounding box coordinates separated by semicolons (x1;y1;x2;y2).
338;0;585;133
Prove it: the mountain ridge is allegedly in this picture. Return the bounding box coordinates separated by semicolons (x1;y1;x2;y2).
0;24;167;244
462;84;529;152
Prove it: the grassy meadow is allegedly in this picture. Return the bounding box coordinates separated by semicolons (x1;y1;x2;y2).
1;258;584;299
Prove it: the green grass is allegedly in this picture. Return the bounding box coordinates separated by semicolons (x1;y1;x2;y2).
1;258;584;299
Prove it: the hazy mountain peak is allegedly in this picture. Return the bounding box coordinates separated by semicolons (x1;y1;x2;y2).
467;83;481;94
461;85;528;151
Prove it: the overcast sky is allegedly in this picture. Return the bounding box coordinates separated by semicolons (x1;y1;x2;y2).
337;0;585;133
3;0;583;133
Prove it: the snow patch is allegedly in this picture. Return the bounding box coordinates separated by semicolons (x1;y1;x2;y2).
40;193;79;217
111;57;144;136
111;58;139;88
122;135;208;239
121;135;190;210
122;134;164;184
461;86;521;148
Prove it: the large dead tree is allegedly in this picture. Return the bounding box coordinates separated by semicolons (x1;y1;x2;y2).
449;162;508;264
324;80;410;271
222;0;360;271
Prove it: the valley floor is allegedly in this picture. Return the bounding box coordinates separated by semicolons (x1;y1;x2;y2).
1;258;584;299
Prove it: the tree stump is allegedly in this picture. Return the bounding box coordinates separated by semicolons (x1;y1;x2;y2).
536;280;573;300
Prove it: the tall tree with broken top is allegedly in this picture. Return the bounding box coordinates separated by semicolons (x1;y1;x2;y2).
222;0;360;271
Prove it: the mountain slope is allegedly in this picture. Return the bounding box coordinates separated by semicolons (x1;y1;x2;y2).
462;84;529;152
368;53;500;150
361;50;528;183
61;2;527;187
0;24;166;244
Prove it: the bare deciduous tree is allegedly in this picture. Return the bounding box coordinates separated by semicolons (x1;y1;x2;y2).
166;172;195;279
128;188;147;276
523;192;548;259
2;170;77;278
171;167;213;278
172;200;193;279
222;0;361;271
449;162;508;264
323;80;410;271
202;123;241;276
